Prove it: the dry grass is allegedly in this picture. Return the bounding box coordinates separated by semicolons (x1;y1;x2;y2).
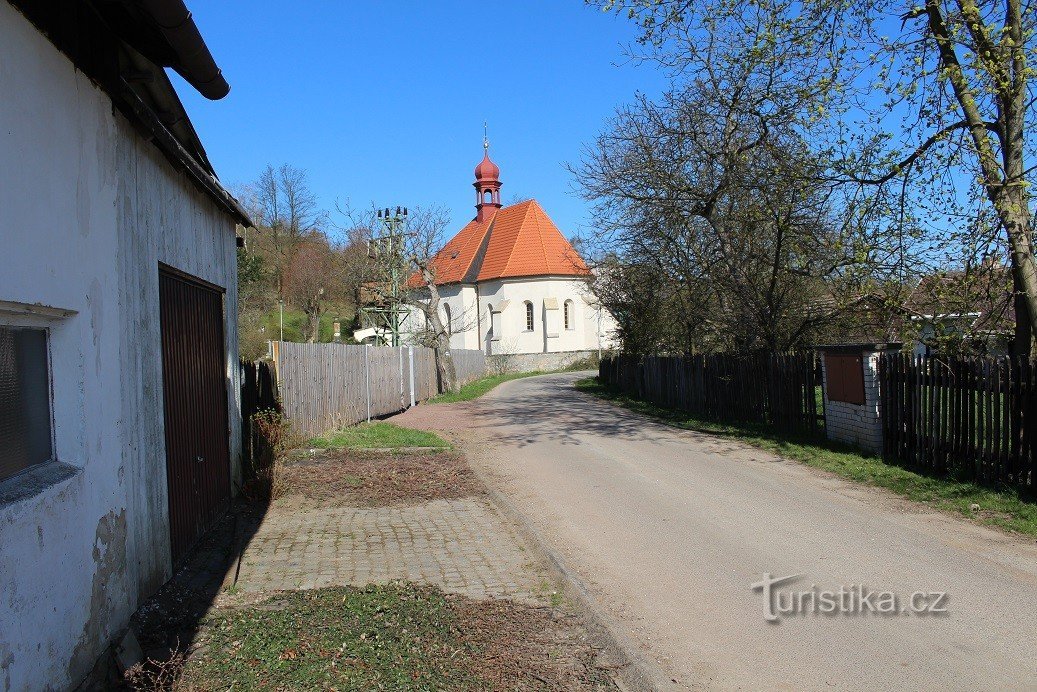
279;449;483;506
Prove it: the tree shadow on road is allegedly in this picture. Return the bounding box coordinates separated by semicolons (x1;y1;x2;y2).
465;373;751;456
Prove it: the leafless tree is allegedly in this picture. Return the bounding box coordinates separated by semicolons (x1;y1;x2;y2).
282;231;339;343
596;0;1037;355
337;204;462;392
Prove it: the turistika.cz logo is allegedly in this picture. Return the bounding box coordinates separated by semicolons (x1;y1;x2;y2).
751;573;949;622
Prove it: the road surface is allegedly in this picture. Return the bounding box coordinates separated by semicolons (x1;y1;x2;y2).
396;372;1037;690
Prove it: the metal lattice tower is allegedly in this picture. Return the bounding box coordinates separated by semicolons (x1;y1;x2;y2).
360;206;410;346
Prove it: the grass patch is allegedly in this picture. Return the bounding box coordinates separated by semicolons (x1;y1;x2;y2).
575;377;1037;538
307;422;449;450
429;371;545;404
176;584;610;691
181;584;476;690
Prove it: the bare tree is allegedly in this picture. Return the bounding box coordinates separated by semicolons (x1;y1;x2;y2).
282;231;338;343
337;204;462;392
575;70;893;352
596;0;1037;355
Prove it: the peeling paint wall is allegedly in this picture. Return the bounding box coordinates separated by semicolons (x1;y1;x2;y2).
0;4;241;689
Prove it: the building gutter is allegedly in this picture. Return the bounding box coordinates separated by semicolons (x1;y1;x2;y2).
138;0;229;100
119;77;252;225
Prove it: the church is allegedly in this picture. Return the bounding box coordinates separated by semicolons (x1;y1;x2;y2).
404;144;615;369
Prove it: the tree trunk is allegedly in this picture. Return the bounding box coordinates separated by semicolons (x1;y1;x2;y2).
420;267;460;393
996;188;1036;358
305;303;321;343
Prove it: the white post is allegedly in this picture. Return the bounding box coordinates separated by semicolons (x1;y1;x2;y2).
399;346;404;409
408;346;416;407
364;344;371;423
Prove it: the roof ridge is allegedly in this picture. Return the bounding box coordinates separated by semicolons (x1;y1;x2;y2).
500;202;535;278
532;201;551;272
463;215;497;283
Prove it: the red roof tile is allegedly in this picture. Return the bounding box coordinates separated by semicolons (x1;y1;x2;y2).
412;200;589;287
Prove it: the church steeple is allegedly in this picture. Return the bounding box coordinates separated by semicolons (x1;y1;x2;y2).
473;123;502;222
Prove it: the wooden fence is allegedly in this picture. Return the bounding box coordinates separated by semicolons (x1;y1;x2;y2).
270;342;487;438
599;352;825;436
880;353;1035;489
451;347;488;384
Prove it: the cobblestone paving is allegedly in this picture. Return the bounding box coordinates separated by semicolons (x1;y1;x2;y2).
235;497;544;603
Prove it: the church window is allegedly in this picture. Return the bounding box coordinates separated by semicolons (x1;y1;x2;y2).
564;300;574;330
524;301;534;331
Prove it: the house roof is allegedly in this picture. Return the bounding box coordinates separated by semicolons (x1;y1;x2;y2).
905;266;1014;331
10;0;251;226
409;200;590;287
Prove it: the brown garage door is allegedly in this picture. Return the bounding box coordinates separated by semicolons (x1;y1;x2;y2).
159;265;231;563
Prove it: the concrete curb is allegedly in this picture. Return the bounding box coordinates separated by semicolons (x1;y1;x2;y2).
473;470;665;691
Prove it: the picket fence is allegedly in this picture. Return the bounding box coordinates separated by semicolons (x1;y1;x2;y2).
880;352;1035;489
599;352;825;437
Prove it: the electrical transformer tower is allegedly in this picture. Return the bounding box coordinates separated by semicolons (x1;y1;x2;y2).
361;206;410;346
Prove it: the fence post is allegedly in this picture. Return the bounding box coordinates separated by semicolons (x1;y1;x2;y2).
408;346;416;407
399;346;405;409
364;344;371;423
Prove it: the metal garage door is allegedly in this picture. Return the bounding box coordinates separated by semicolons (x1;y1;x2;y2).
159;265;230;563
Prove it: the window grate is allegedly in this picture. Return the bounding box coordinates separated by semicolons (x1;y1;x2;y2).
0;327;53;481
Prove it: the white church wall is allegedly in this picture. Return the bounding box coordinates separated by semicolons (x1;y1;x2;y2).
401;277;618;357
476;277;601;355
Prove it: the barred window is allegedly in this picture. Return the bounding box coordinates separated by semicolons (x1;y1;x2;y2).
524;301;534;331
0;326;53;482
564;300;574;330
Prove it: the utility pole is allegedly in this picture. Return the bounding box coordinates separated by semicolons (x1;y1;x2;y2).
361;206;410;347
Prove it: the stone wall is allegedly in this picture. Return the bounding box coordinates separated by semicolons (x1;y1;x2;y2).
491;349;599;374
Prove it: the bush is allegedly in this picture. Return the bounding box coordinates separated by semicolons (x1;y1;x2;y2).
242;408;293;502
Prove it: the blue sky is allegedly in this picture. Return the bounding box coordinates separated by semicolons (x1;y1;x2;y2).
174;1;667;240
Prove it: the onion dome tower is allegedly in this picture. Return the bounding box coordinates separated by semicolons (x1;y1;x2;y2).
474;123;502;222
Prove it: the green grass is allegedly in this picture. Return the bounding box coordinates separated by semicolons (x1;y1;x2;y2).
307;422;449;450
180;585;479;690
575;377;1037;537
428;371;546;404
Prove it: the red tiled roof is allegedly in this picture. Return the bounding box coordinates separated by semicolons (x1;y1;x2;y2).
410;200;590;287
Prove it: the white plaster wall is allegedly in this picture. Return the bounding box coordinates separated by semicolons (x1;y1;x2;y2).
0;5;240;689
400;279;615;357
475;277;609;355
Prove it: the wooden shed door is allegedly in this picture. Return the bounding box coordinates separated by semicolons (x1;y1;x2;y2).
159;267;230;563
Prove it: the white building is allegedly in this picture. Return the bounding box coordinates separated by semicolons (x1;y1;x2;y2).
403;146;616;369
0;2;248;688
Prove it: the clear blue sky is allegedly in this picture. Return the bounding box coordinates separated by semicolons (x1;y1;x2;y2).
174;1;666;240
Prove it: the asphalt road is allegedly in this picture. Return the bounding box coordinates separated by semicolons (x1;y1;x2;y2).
438;372;1037;690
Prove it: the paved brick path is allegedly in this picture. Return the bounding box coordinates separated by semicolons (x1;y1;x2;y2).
235;497;544;603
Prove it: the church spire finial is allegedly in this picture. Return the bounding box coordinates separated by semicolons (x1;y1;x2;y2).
483;121;489;152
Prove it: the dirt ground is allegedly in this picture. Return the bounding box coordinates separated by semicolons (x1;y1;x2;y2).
280;448;483;506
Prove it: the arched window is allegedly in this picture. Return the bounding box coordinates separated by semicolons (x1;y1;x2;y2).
443;304;452;334
483;190;493;204
564;299;574;330
524;301;534;331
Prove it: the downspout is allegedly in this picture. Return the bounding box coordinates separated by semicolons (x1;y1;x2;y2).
139;0;230;99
